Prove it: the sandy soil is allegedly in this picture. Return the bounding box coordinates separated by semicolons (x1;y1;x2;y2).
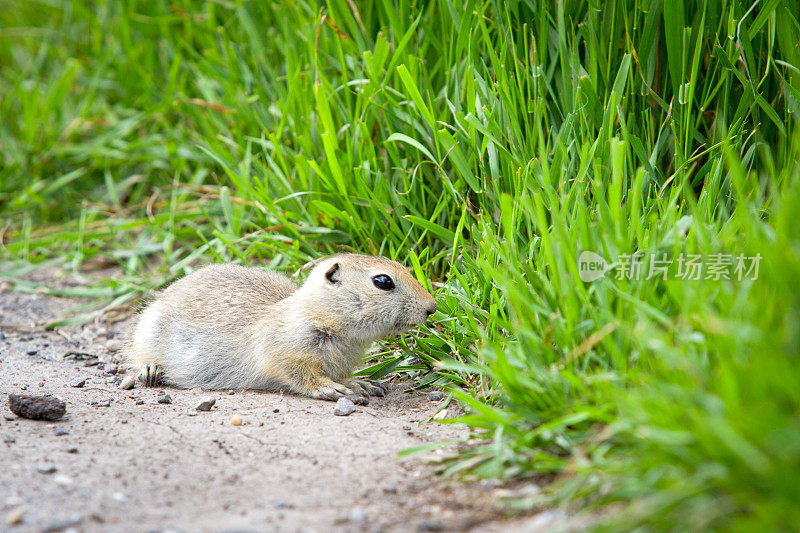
0;272;566;533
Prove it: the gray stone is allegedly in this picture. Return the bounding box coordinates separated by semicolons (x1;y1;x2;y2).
196;398;216;411
105;339;122;352
348;508;367;522
118;375;136;390
91;399;111;407
157;394;172;404
333;397;356;416
53;428;69;436
427;392;444;401
69;377;86;388
103;364;119;375
8;394;66;421
37;464;57;474
41;515;81;532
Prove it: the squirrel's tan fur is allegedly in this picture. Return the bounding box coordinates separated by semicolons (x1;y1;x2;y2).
123;254;436;400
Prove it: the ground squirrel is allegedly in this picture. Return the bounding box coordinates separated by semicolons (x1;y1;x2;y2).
123;254;437;400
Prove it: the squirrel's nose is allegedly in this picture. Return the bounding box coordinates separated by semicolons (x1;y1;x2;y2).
425;301;437;317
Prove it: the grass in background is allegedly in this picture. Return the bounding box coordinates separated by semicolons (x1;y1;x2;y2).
2;0;799;529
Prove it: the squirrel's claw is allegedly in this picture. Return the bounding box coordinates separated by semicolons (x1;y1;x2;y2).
137;363;163;387
347;379;387;397
308;379;354;401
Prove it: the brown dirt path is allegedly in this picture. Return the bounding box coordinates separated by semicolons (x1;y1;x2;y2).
0;278;509;533
0;268;573;533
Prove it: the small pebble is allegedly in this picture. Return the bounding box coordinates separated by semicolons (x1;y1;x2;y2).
227;390;235;395
432;409;448;420
105;339;122;352
157;395;172;405
3;414;16;421
92;399;111;407
135;399;145;405
26;349;38;356
348;507;368;522
3;434;16;444
427;392;444;401
103;364;119;375
66;447;79;454
54;475;72;486
186;411;197;416
333;397;356;416
69;377;86;388
118;375;136;390
41;515;81;532
5;508;23;526
53;428;69;437
231;414;242;426
8;394;66;421
274;501;294;509
196;398;216;411
273;408;280;413
417;520;445;531
37;464;57;474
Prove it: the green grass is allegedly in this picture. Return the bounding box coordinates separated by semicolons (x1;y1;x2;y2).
2;0;799;529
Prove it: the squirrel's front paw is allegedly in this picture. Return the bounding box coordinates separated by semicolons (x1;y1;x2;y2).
308;378;354;401
347;379;387;397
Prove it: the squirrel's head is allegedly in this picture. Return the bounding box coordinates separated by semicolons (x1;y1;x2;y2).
297;254;437;342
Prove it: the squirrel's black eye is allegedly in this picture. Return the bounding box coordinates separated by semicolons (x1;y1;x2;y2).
372;274;395;291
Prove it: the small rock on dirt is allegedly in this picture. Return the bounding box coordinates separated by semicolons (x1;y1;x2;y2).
103;364;119;375
68;377;86;388
8;394;66;421
427;392;444;401
105;339;122;352
5;508;23;526
91;399;111;407
157;394;172;405
40;515;81;532
196;398;216;411
231;414;242;426
334;397;356;416
3;434;16;444
348;508;368;522
274;501;294;509
53;428;69;436
118;375;136;390
432;409;448;420
37;464;57;474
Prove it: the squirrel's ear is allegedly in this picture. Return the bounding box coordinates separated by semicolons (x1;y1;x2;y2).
325;262;340;284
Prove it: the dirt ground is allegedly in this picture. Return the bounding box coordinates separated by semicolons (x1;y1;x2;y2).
0;270;568;533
